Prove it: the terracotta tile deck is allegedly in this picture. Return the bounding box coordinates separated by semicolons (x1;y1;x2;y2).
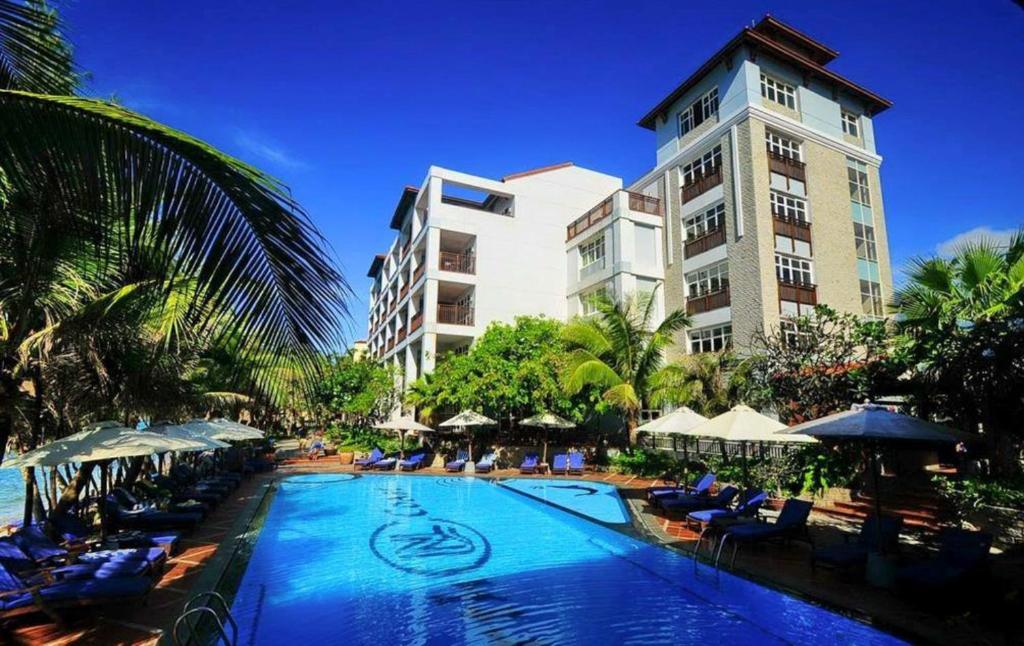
9;454;1015;645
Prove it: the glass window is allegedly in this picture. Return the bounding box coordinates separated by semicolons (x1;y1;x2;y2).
579;235;605;269
842;110;860;137
760;74;796;110
775;253;814;285
678;88;719;137
765;131;802;162
683;202;725;241
685;262;729;297
770;191;808;223
847;158;871;206
689;325;733;354
581;287;608;315
680;146;722;185
860;279;884;317
854;222;878;261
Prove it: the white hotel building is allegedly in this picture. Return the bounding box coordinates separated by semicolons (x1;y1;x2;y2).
366;16;894;393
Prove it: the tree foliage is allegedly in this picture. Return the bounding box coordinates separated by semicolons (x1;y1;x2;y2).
317;353;400;425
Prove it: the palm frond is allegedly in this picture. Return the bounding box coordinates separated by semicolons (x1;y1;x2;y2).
602;383;639;413
0;0;76;94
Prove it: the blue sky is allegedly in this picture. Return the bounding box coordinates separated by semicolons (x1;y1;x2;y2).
64;0;1024;344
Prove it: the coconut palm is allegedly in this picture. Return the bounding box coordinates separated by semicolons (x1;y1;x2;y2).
648;351;741;416
0;0;350;470
561;289;689;444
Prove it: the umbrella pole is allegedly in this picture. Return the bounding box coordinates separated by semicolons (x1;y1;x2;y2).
870;441;884;552
100;462;108;541
543;428;549;463
741;442;748;488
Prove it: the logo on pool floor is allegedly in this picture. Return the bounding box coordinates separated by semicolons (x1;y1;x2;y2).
370;518;491;577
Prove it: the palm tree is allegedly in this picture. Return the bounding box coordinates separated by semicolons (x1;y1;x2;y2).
0;1;350;514
561;290;689;444
648;350;740;416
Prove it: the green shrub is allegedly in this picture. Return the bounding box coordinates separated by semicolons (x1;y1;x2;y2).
611;449;679;478
324;424;400;453
934;475;1024;526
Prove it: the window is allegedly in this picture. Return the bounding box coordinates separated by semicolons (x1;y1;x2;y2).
860;280;884;317
678;88;719;137
765;131;802;162
689;325;732;354
686;262;729;297
780;318;813;347
581;287;608;315
854;222;878;261
681;146;722;185
683;202;725;241
760;74;796;110
579;235;605;269
842;110;860;137
847;158;871;206
775;253;814;285
770;191;808;223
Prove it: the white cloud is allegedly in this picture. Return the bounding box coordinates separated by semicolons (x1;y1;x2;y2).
233;132;308;171
935;226;1018;257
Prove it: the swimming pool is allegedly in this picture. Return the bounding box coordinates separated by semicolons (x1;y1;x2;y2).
231;474;902;645
498;477;631;524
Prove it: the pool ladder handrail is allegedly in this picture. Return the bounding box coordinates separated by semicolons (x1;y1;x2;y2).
172;591;238;646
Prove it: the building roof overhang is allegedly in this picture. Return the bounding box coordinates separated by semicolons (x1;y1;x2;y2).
389;186;419;230
366;254;385;278
637;17;891;131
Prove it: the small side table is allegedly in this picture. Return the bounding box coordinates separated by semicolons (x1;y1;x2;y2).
536;463;549;474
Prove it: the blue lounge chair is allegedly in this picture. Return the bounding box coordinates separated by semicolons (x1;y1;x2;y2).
647;472;716;502
476;452;496;473
14;525;166;572
550;454;568;475
399;453;427;471
114;487;208;519
812;514;903;572
715;498;814;567
445;450;469;472
896;528;993;592
103;497;202;533
0;537;152;583
688;490;767;529
373;455;399;470
661;485;739;515
354;448;384;470
568;452;585;475
49;511;180;556
0;559;152;622
519;452;540;474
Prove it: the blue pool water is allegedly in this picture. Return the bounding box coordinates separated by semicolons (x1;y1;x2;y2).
498;477;630;524
231;474;902;645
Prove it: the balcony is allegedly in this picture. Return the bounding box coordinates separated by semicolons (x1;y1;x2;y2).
778;279;818;306
397;328;407;343
410;312;423;333
567;196;613;241
684;226;726;258
767;151;806;182
772;214;812;243
401;240;411;258
387;338;396;352
627;192;662;216
439;251;475;274
438;303;474;326
681;165;723;203
412;263;425;284
387;301;395;316
687;285;730;315
400;283;409;301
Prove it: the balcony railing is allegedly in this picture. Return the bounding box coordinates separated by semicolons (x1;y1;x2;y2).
387;301;395;316
412;263;425;284
439;251;475;274
397;328;407;343
767;150;806;182
681;165;723;203
401;240;411;258
399;283;409;301
437;303;474;326
386;338;395;352
567;196;613;240
410;312;423;332
684;226;726;258
686;285;731;315
627;192;662;216
772;214;812;243
777;279;818;306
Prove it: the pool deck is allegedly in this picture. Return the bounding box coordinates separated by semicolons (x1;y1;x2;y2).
7;452;1017;645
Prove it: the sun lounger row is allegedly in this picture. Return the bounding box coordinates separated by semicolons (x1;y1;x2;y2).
356;447;431;471
519;452;585;475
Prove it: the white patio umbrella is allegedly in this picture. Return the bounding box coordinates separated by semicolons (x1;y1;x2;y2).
438;411;496;463
211;418;265;438
782;403;968;527
183;418;263;442
519;412;575;462
681;405;817;483
374;416;433;457
636;407;709;459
